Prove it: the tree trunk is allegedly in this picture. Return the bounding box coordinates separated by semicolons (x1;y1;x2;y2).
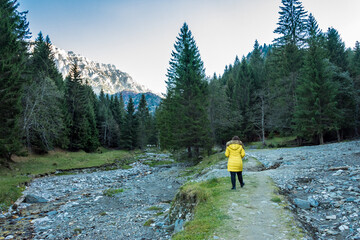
261;97;266;146
297;137;303;146
319;133;324;145
336;129;341;142
195;147;200;158
187;146;192;158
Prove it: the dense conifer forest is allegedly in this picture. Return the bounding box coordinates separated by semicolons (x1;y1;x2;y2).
1;0;359;165
157;0;360;157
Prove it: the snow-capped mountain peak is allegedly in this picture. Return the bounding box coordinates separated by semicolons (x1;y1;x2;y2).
52;46;149;95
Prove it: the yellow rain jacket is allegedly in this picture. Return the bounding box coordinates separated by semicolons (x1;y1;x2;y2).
225;140;245;172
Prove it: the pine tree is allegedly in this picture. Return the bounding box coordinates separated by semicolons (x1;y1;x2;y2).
0;0;30;163
121;98;138;150
65;63;99;151
136;94;151;149
269;0;307;134
273;0;308;47
147;114;158;146
325;27;356;140
161;23;211;157
109;94;123;147
294;14;339;144
350;42;360;135
97;89;111;146
157;93;181;150
208;74;232;145
21;33;66;152
326;28;348;71
249;40;268;145
237;57;254;140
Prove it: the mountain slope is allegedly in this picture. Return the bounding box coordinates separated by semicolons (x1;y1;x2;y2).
52;46;149;95
115;91;161;114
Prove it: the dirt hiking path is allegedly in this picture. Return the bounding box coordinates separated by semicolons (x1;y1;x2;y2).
213;156;307;240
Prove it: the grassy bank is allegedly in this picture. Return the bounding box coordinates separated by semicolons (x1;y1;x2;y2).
173;150;306;239
172;175;305;240
0;148;133;210
247;136;297;149
181;152;227;177
172;177;243;240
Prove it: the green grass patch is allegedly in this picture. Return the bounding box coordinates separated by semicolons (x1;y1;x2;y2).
271;196;282;203
103;188;124;197
155;211;163;216
143;160;174;167
181;152;226;177
0;149;133;210
121;164;132;169
172;177;231;240
146;206;163;211
247;136;297;149
143;219;154;226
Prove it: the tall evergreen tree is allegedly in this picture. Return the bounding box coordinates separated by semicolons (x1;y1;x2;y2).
208;74;232;145
273;0;308;47
65;63;99;151
0;0;30;163
224;65;243;140
269;0;307;134
249;40;268;144
325;27;356;139
121;98;138;150
326;28;348;71
237;57;254;140
21;33;65;152
136;94;151;149
160;23;211;157
97;89;112;147
294;14;339;144
350;41;360;135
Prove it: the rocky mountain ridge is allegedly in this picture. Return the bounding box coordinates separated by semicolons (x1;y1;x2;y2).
51;45;149;95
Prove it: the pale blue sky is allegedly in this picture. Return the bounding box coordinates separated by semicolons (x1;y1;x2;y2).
19;0;360;94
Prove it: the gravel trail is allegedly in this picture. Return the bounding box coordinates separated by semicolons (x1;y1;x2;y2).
248;140;360;240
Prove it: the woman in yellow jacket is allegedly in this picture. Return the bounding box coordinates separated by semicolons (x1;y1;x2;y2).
225;136;245;190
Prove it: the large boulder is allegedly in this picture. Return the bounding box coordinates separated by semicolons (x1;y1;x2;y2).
294;198;311;210
24;194;48;203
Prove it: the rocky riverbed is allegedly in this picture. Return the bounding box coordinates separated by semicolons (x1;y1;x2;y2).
2;141;359;240
249;140;360;240
0;151;187;240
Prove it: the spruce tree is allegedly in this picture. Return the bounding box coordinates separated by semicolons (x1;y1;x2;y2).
294;14;339;144
249;40;268;145
121;98;138;150
237;57;254;140
65;63;99;151
273;0;308;47
208;74;232;145
350;42;360;135
161;23;211;157
326;28;348;71
21;33;66;152
325;28;356;139
97;89;111;146
269;0;308;134
136;94;150;149
157;93;181;150
0;0;30;162
109;94;123;147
